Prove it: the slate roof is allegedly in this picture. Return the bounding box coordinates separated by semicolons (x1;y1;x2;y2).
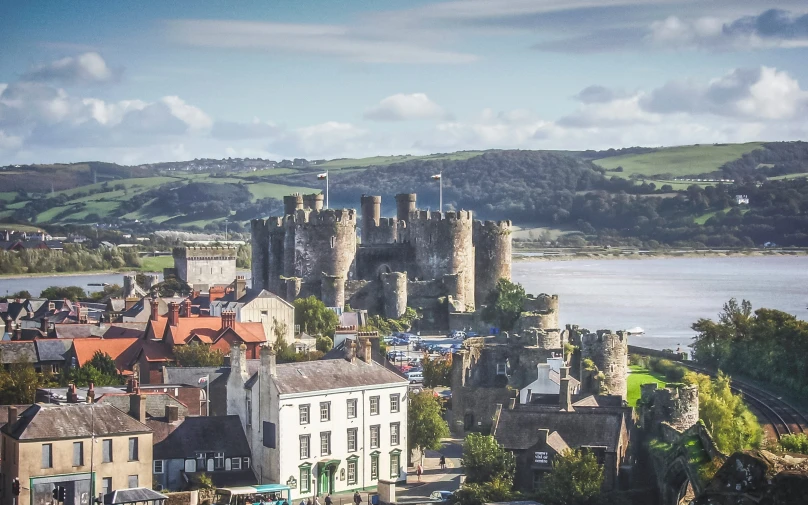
493;406;627;452
152;415;251;460
97;392;188;420
322;339;405;378
35;339;72;362
0;341;38;363
272;358;408;395
3;403;151;440
0;405;32;428
163;361;262;385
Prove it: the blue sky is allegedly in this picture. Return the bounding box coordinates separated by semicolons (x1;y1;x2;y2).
1;0;807;164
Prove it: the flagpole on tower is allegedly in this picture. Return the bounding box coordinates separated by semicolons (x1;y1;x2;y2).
326;171;329;209
439;170;442;212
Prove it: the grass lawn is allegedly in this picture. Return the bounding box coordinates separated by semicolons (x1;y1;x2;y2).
627;364;667;407
140;255;174;272
247;182;318;200
0;192;18;202
35;205;73;223
593;143;764;179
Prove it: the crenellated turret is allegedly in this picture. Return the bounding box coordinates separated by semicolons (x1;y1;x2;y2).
473;219;512;305
581;330;629;399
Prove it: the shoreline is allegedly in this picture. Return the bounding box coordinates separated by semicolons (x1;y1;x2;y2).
513;248;808;262
0;269;143;280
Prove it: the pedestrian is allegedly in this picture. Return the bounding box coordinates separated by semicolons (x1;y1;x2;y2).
307;498;312;505
324;495;332;505
299;499;305;505
416;462;423;482
353;491;362;505
314;496;320;505
439;454;446;470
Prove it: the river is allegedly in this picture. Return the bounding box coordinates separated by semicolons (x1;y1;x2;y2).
2;256;806;352
512;255;808;352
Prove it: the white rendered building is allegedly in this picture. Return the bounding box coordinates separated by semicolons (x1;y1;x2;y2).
228;339;408;499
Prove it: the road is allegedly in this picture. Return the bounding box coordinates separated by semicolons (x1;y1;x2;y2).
398;439;463;499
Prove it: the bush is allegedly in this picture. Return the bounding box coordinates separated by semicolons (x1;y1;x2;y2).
780;433;808;454
649;357;688;383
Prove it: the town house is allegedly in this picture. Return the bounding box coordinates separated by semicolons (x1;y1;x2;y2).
227;339;408;500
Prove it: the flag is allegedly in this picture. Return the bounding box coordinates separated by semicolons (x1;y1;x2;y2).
317;172;328;180
431;174;441;180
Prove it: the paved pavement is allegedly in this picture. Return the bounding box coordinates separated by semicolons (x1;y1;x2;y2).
398;438;464;499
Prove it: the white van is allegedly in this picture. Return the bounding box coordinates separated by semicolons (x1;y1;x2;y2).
406;371;424;384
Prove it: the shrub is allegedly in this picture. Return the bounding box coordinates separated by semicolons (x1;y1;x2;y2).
780;433;808;454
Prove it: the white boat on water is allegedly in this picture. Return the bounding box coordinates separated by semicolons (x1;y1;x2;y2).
626;326;645;335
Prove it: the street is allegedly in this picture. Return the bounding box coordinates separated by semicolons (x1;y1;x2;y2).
398;439;464;499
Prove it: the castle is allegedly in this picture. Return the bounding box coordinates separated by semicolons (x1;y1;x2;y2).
250;193;512;326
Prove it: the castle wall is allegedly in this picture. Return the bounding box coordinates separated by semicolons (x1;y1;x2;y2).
407;210;475;310
364;218;399;245
640;383;699;434
581;330;629;399
473;220;512;305
381;272;407;319
321;275;346;309
284;277;301;303
395;193;417;225
360;195;381;242
355;243;413;280
172;246;237;288
522;328;562;349
288;208;357;283
345;280;382;313
283;194;303;215
302;193;324;211
516;312;559;333
250;219;270;291
267;222;286;295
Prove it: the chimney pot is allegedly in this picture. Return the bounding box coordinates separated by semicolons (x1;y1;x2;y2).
168;302;179;326
130;393;147;423
67;383;79;403
344;340;357;363
87;383;95;403
182;298;192;317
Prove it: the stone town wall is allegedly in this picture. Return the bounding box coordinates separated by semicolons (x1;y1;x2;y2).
355;243;413;280
381;272;407;319
287;208;357;283
640;382;699;433
473;220;512;305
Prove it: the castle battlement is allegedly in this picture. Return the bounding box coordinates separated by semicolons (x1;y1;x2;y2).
474;219;513;231
409;210;474;222
172;246;238;259
286;208;357;225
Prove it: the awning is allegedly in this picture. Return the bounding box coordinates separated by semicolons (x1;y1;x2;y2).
317;459;340;469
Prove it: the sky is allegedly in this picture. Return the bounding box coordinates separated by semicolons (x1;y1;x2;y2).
1;0;808;165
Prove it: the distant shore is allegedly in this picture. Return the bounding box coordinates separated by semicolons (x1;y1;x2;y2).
513;247;808;261
0;269;137;280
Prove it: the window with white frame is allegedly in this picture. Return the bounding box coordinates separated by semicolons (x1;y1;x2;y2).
370;454;379;480
320;432;331;456
320;402;331;422
390;394;400;413
300;466;311;493
370;396;380;415
496;363;507;375
390;452;400;478
153;460;164;474
42;444;53;468
390;422;400;446
232;457;242;470
300;435;310;459
370;425;380;449
347;459;357;485
347;398;357;418
347;428;358;452
300;404;310;424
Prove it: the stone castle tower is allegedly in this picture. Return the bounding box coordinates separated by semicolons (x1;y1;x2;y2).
250;192;513;318
577;330;629;399
640;383;699;432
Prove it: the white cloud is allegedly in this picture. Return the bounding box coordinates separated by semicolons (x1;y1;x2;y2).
364;93;450;121
166;19;477;64
21;52;116;85
161;96;213;131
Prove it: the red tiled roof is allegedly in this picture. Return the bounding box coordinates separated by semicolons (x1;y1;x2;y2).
72;338;141;373
160;316;266;346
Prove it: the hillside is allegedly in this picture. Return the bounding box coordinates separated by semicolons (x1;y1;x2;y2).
2;142;808;247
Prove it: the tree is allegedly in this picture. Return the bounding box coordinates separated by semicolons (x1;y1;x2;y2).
294;296;339;337
423;354;452;388
685;371;762;453
315;336;333;353
538;449;604;505
481;279;526;331
40;286;87;301
0;360;54;404
87;351;120;378
7;290;31;298
173;343;225;367
461;433;516;485
408;391;450;457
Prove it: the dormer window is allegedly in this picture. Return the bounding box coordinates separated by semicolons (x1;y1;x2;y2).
496;363;507;376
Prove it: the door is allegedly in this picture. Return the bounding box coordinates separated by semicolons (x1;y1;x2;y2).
318;468;331;495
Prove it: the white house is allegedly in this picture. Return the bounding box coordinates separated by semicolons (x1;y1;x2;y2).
519;357;581;404
227;339;409;499
736;194;749;205
211;289;295;345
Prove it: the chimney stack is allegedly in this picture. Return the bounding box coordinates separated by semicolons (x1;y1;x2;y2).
360;337;373;364
221;310;236;330
87;383;95;403
7;406;18;428
538;428;549;447
235;276;247;300
130;392;147;423
508;397;516;410
168;302;179;326
165;404;180;423
344;340;356;364
67;383;79;403
261;344;277;378
150;298;160;322
182;298;192;317
559;366;573;411
40;317;48;332
13;327;21;341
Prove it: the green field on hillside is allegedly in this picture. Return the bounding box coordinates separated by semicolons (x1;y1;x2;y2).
140;255;174;272
315;151;486;170
247;182;318;200
769;173;808;181
594;143;764;179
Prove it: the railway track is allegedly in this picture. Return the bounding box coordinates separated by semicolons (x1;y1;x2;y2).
680;362;808;440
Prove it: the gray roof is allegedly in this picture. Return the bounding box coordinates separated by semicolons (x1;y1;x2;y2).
240;289;294;308
98;393;189;419
163;360;261;386
273;358;408;395
493;406;627;452
3;403;151;440
53;323;146;339
104;488;166;505
153;415;251;460
35;339;72;362
0;342;38;363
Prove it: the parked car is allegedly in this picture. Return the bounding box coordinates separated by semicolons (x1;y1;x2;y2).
464;331;479;338
429;491;453;502
406;371;424;384
449;330;466;339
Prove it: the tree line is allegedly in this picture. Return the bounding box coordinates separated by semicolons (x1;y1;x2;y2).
0;245;141;275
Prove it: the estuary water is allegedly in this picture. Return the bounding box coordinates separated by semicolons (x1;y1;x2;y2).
512;256;808;352
2;256;807;352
